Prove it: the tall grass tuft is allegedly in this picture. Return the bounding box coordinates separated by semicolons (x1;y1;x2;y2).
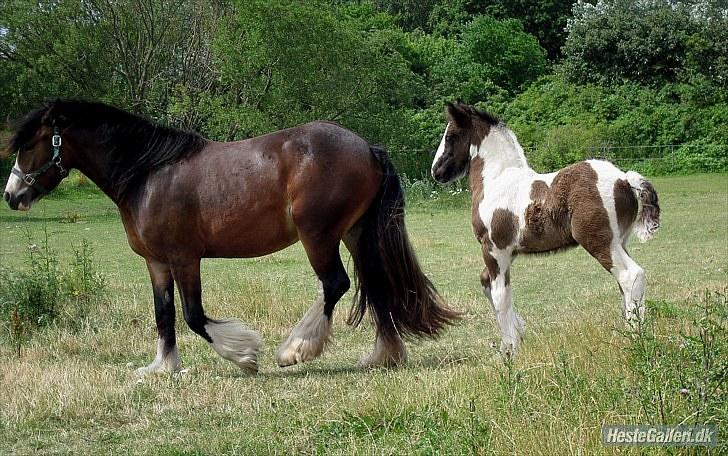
0;228;107;355
624;290;727;449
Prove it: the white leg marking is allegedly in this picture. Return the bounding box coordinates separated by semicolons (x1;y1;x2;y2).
488;252;524;358
135;338;181;376
277;282;332;367
610;246;647;326
358;332;407;368
206;319;262;373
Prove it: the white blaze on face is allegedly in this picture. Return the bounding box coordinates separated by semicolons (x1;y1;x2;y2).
431;122;450;178
4;157;23;196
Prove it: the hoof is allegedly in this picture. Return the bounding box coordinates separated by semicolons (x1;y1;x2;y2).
276;335;328;367
356;351;406;369
358;336;407;369
134;343;181;376
499;340;518;360
134;360;180;377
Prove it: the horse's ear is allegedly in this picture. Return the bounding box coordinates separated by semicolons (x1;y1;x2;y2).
446;102;471;128
41;102;69;128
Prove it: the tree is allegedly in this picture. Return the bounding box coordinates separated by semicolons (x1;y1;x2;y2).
0;0;223;125
466;0;578;60
561;0;728;87
0;1;111;119
208;0;419;147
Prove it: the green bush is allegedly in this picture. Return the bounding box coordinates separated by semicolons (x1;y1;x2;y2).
0;229;106;355
502;76;728;174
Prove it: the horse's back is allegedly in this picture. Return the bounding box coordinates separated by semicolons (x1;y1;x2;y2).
127;121;382;260
518;160;639;253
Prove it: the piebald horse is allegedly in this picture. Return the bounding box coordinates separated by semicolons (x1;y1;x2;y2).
431;102;660;357
3;100;459;374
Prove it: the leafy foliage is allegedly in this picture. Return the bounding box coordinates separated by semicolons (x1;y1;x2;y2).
501;76;728;172
562;0;728;88
0;0;726;178
0;229;106;355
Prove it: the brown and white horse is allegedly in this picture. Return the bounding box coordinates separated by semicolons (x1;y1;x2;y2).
431;102;660;357
3;100;459;374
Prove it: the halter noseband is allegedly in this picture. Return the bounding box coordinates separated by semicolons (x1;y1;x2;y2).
12;127;69;195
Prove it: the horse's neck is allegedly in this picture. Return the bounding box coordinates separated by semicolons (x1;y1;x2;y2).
71;145;125;204
473;126;531;182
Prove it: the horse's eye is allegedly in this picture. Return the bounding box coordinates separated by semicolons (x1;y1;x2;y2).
445;135;454;144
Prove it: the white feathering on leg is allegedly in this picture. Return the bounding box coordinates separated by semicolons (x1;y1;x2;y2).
205;319;262;373
277;284;332;367
135;338;181;376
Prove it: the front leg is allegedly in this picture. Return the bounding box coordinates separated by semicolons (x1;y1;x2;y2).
483;247;524;359
136;260;181;375
172;261;262;373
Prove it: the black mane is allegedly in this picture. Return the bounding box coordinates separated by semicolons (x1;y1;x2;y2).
6;100;207;200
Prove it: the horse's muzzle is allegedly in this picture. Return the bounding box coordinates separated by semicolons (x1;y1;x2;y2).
4;190;31;211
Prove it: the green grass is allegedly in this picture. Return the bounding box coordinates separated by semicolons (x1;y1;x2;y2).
0;174;726;455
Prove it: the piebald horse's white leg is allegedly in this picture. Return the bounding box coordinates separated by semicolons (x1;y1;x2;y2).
488;252;525;358
610;245;647;325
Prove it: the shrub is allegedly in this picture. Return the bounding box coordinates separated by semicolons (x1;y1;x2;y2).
624;290;727;442
0;229;106;355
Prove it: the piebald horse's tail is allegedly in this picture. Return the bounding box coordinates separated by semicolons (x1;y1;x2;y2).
347;146;461;343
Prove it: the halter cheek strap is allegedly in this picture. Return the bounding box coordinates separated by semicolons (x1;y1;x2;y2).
12;127;69;195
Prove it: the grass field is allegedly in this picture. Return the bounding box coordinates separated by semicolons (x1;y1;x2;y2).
0;174;726;455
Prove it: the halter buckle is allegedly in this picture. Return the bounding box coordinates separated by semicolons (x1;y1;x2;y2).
52;135;62;147
22;174;37;186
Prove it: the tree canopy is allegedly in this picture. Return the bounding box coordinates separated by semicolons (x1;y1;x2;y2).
1;0;725;176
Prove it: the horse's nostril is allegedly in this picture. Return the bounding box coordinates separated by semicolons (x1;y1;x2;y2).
3;191;10;203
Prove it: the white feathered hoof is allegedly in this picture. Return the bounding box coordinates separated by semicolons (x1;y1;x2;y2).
205;320;262;373
276;311;332;367
135;340;181;377
276;333;330;367
357;335;407;369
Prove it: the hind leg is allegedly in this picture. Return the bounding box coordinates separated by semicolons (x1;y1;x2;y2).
573;213;646;326
611;245;646;325
358;330;407;368
343;228;408;368
172;261;262;373
136;260;181;375
277;238;350;367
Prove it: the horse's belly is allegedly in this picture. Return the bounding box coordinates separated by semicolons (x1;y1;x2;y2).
201;207;299;258
517;204;576;253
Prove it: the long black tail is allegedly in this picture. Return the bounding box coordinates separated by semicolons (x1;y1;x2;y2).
347;146;461;342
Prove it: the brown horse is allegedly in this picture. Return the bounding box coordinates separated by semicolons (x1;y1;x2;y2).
3;100;459;375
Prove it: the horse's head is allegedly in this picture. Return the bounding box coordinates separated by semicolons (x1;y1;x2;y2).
431;102;499;184
3;102;73;211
